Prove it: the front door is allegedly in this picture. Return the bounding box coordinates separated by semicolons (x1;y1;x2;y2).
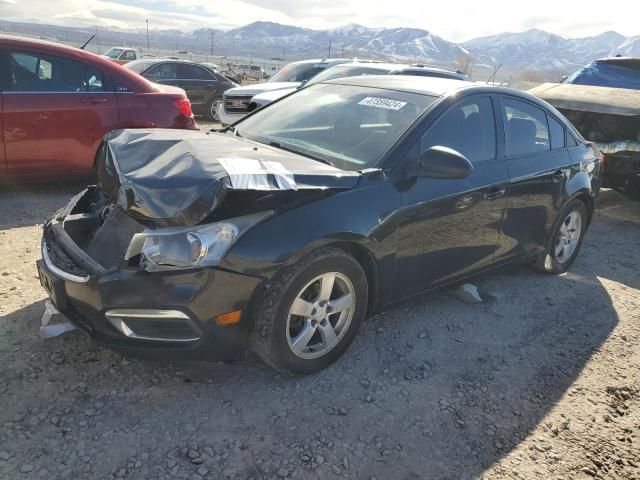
393;95;509;298
3;49;119;175
495;95;572;261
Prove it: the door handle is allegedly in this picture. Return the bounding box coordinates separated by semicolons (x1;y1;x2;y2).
552;170;564;183
485;188;506;201
81;98;108;104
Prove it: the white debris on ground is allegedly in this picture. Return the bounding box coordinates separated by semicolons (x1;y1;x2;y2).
453;283;483;304
39;300;76;339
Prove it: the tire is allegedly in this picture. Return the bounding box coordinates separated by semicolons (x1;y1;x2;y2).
206;97;223;122
533;199;588;274
249;247;368;375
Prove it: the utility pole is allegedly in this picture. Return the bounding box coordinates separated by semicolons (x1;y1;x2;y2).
328;38;332;58
145;19;149;51
210;30;214;56
96;27;101;54
282;47;285;60
341;45;344;58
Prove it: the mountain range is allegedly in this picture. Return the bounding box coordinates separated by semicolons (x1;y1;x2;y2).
1;19;639;75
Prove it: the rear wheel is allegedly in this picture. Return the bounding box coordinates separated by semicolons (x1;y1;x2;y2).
533;199;588;274
250;248;368;374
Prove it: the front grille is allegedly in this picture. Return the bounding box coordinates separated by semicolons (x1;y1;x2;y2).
86;207;144;268
224;94;253;113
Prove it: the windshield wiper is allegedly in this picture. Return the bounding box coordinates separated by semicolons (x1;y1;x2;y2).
267;141;334;166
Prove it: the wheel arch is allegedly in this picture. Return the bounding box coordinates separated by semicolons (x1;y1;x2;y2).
568;189;595;225
273;235;382;315
323;240;380;313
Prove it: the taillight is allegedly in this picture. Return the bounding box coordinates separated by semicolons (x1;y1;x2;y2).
173;98;193;117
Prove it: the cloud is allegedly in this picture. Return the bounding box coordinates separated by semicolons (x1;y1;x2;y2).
0;0;637;41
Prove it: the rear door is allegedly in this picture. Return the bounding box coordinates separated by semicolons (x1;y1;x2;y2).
175;63;219;109
3;50;120;175
496;95;572;261
394;95;510;297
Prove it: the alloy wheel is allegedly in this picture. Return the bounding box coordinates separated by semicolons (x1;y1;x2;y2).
210;100;223;122
555;210;582;263
286;272;356;359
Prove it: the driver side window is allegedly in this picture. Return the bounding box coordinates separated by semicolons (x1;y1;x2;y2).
421;96;496;163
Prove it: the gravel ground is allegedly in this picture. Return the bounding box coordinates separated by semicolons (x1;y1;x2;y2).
0;179;639;480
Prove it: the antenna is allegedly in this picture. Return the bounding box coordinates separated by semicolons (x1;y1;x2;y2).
79;34;95;50
486;63;502;84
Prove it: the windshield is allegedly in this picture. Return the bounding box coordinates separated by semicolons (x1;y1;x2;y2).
307;65;390;86
564;61;640;90
269;62;331;83
236;83;436;170
104;48;123;59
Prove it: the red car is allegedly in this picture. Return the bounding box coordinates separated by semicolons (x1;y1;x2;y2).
0;35;197;179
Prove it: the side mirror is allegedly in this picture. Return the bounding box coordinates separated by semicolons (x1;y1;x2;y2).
417;146;473;179
298;80;309;88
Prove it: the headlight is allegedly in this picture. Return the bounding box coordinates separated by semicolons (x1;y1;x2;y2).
125;212;271;272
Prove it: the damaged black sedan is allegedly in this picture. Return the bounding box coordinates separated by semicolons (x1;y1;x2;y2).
37;76;601;374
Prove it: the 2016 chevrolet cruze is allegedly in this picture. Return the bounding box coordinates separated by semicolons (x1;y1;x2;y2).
37;76;602;374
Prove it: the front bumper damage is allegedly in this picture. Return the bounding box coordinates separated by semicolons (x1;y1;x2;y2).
36;189;265;361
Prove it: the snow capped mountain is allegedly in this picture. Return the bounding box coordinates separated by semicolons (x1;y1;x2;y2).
615;36;640;57
210;22;469;63
463;28;637;70
0;19;637;73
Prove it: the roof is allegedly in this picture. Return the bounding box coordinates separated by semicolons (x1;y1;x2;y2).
528;83;640;116
325;62;401;71
0;34;154;92
595;57;640;70
289;58;352;65
324;75;475;96
128;57;201;65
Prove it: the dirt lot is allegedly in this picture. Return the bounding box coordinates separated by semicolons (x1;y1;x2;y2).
0;179;639;479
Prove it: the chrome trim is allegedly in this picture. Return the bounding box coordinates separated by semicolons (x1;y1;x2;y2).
105;309;201;342
42;241;90;283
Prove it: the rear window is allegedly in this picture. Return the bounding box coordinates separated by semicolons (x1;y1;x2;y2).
269;63;331;83
124;60;155;75
564;61;640;90
8;51;105;92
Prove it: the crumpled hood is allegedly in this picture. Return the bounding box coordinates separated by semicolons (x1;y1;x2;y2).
98;129;361;227
252;87;298;106
224;82;301;97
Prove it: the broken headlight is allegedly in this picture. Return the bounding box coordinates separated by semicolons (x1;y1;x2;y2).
125;212;271;272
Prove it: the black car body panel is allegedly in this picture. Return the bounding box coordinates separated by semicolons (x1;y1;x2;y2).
99;128;361;226
38;77;601;361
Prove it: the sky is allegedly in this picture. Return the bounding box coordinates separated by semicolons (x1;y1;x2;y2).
0;0;638;42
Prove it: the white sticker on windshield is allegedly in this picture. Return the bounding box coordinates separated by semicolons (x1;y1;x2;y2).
358;97;407;110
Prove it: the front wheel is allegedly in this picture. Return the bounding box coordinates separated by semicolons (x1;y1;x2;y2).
533;199;588;274
250;248;368;374
206;98;223;122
